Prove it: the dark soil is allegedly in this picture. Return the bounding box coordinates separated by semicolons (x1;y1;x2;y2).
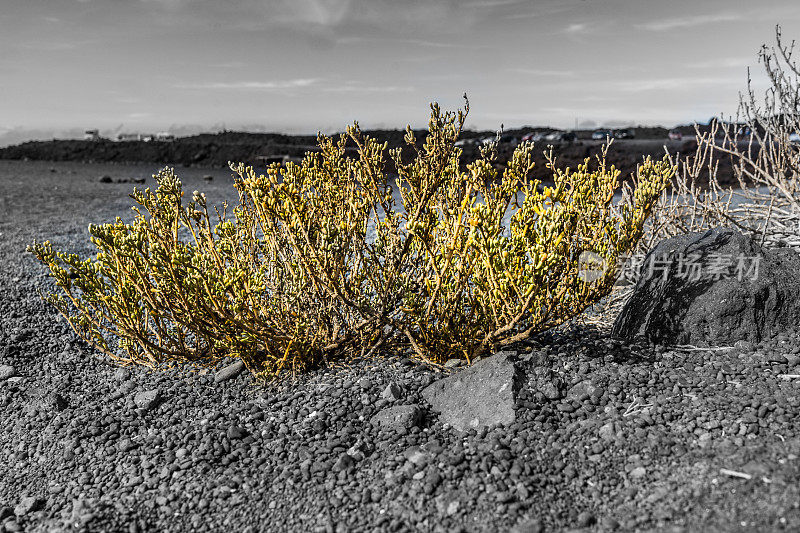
2;160;799;532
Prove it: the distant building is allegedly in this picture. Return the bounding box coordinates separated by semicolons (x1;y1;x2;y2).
156;131;175;142
84;129;100;141
116;133;141;142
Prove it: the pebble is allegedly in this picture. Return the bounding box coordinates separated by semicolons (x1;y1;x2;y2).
539;381;561;400
381;382;403;401
511;518;543;533
14;496;45;516
630;466;647;479
133;389;161;411
227;426;246;440
370;405;424;430
215;360;246;383
0;365;16;380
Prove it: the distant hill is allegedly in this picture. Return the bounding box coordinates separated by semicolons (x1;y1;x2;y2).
0;127;731;185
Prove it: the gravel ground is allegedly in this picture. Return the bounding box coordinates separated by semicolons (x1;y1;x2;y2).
3;160;800;532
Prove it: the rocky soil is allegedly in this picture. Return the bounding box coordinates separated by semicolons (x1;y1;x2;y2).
3;160;800;532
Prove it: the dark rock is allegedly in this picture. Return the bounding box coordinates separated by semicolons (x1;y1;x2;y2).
99;175;113;183
613;227;800;345
203;175;214;181
539;380;562;400
381;382;402;401
227;426;246;440
332;453;356;472
44;392;68;411
370;405;424;430
422;351;520;431
566;380;596;402
133;389;161;411
215;360;246;384
14;496;45;516
576;511;596;527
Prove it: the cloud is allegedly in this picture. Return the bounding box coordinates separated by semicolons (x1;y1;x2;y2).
462;0;526;8
17;41;84;51
686;56;754;70
336;36;487;49
176;79;320;90
322;83;414;93
564;22;587;34
615;76;737;93
509;67;576;77
636;13;742;32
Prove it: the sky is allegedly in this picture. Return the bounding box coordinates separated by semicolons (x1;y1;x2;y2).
3;0;800;143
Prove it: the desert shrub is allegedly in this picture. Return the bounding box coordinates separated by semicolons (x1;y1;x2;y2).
30;100;672;377
647;25;800;251
395;137;673;363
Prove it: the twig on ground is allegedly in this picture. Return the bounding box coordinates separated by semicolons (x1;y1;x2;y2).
669;344;734;352
719;468;752;480
623;396;654;417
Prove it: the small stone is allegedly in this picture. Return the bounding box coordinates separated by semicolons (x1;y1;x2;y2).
539;381;561;400
444;359;463;368
370;405;424;431
332;453;356;472
203;175;214;181
630;466;647;479
511;518;543;533
14;496;45;516
133;389;161;411
403;446;428;466
566;380;597;402
117;438;136;452
381;382;402;401
577;511;596;527
113;368;131;381
446;500;460;516
99;175;113;183
227;426;246;440
40;391;68;412
214;360;246;383
0;365;16;380
599;422;616;441
601;516;620;530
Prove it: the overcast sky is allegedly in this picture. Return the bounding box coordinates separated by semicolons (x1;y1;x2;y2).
3;0;800;139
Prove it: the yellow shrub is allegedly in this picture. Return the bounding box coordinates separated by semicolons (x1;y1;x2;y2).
29;101;673;377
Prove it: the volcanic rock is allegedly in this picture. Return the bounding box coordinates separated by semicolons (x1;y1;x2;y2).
421;351;520;431
370;405;424;430
14;496;44;516
613;227;800;345
0;365;16;380
133;389;161;411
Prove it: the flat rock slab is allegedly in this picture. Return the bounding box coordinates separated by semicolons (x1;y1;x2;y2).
613;227;800;345
422;351;521;431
